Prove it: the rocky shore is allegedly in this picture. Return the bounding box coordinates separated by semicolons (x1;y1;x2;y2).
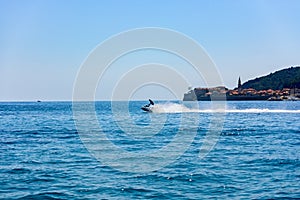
183;86;300;101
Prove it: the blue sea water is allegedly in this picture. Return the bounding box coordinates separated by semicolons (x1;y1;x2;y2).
0;101;299;199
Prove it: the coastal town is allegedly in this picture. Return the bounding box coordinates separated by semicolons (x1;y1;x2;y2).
183;77;300;101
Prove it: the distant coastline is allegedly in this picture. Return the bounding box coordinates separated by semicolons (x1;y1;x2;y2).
183;66;300;101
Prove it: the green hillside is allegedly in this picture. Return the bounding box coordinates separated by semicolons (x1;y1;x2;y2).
241;66;300;90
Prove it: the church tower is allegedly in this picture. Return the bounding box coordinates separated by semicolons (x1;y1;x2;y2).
238;77;242;93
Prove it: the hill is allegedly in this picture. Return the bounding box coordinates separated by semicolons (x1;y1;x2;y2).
241;66;300;90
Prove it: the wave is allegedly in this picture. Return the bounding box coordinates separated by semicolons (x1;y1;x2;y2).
220;108;300;113
151;103;300;113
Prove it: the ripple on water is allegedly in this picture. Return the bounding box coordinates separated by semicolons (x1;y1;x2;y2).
0;101;300;199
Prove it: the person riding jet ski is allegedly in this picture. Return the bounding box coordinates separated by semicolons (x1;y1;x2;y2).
141;99;154;112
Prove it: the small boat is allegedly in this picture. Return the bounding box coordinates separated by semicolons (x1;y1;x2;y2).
284;96;300;101
267;96;282;101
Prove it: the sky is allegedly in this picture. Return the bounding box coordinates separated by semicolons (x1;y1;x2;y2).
1;0;300;101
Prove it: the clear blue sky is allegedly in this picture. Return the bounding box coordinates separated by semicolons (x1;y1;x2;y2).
1;0;300;101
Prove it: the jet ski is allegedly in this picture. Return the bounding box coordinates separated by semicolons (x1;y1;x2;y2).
141;99;154;112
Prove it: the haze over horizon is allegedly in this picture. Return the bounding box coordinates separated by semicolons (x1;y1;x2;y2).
1;0;300;101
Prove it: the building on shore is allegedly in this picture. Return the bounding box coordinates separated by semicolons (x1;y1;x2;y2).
238;77;242;94
291;87;300;97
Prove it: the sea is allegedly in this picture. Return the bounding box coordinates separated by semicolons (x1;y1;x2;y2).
0;101;299;199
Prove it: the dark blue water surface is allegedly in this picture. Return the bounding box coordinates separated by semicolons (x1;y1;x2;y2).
0;101;299;199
